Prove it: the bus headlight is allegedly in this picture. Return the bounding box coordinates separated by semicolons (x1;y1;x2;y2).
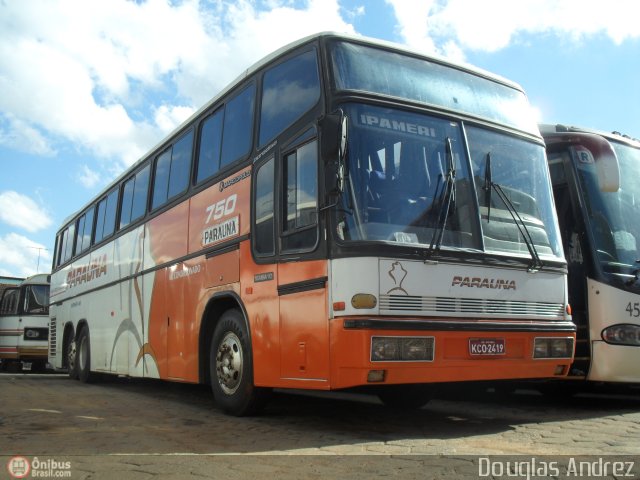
371;336;434;362
23;328;48;341
533;337;574;359
601;324;640;346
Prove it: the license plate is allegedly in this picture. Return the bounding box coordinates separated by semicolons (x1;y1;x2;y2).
469;338;505;356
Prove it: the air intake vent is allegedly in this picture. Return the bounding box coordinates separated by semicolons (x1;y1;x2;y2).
379;294;565;318
49;318;57;358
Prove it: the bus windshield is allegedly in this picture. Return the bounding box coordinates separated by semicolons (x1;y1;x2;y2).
330;41;538;134
578;141;640;275
334;103;563;261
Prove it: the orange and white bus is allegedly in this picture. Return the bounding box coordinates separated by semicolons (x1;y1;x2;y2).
49;33;575;415
1;274;50;372
543;124;640;385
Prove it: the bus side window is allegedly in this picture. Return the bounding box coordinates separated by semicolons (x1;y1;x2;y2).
281;140;318;252
74;207;95;256
95;188;119;244
61;224;75;264
120;165;150;229
258;49;320;147
152;130;193;210
196;108;224;183
254;156;275;256
220;84;255;169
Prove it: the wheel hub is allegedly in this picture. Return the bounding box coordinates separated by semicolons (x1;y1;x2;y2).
216;332;243;395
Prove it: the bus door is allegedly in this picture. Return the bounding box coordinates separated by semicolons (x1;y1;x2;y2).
276;139;330;383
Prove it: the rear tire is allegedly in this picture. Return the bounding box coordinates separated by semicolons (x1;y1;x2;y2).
66;335;79;380
378;384;432;410
209;309;270;416
76;326;95;383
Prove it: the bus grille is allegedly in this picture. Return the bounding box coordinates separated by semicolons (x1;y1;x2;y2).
49;318;57;358
379;294;565;318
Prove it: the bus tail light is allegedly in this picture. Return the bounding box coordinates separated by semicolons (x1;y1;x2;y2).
601;324;640;346
533;337;574;359
371;336;434;362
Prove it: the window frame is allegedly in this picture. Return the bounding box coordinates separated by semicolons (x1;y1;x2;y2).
280;138;320;254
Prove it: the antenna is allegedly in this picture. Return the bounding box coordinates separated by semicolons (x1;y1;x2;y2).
27;246;49;273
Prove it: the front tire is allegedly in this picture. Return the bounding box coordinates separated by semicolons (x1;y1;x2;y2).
209;309;269;416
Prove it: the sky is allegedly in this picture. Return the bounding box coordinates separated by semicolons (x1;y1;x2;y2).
1;0;639;278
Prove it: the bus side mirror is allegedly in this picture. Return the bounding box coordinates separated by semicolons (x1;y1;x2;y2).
594;145;620;193
320;111;347;195
574;134;620;192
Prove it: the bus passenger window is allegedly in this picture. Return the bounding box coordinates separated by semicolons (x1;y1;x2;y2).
168;131;192;199
74;207;95;255
220;84;255;168
95;188;118;244
120;165;150;229
152;130;193;210
196;108;223;183
259;49;320;147
254;157;275;256
281;140;318;252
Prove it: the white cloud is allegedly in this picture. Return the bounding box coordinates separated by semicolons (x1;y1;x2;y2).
386;0;640;58
0;233;52;277
0;0;355;177
0;114;55;156
77;165;101;189
154;105;196;136
0;191;53;233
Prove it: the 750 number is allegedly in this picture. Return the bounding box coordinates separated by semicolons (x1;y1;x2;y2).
205;194;237;223
625;302;640;317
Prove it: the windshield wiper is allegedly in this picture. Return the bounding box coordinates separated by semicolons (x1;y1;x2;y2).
428;137;456;254
484;152;492;223
483;153;543;272
626;260;640;286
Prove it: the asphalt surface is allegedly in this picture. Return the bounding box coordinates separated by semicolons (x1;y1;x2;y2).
1;373;639;479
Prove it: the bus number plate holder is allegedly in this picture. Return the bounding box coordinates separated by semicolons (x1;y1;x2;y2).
469;338;505;356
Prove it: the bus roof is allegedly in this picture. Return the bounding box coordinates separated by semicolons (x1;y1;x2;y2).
0;276;24;286
60;32;527;229
19;274;50;286
540;123;640;149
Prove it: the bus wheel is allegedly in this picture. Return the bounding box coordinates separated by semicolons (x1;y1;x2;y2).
209;309;269;416
66;337;79;380
76;326;94;383
377;384;432;410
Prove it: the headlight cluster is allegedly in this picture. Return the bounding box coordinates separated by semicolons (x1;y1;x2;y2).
601;324;640;346
533;337;574;359
23;328;48;341
371;336;434;362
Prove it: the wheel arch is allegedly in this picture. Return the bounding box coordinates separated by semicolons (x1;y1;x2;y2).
198;291;250;385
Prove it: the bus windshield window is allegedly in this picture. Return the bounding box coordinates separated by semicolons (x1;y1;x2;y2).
335;104;563;260
23;285;50;315
467;126;563;259
335;104;478;250
0;288;19;315
330;41;537;134
577;141;640;272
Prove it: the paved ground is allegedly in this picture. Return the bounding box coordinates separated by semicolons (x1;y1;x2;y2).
1;373;639;479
